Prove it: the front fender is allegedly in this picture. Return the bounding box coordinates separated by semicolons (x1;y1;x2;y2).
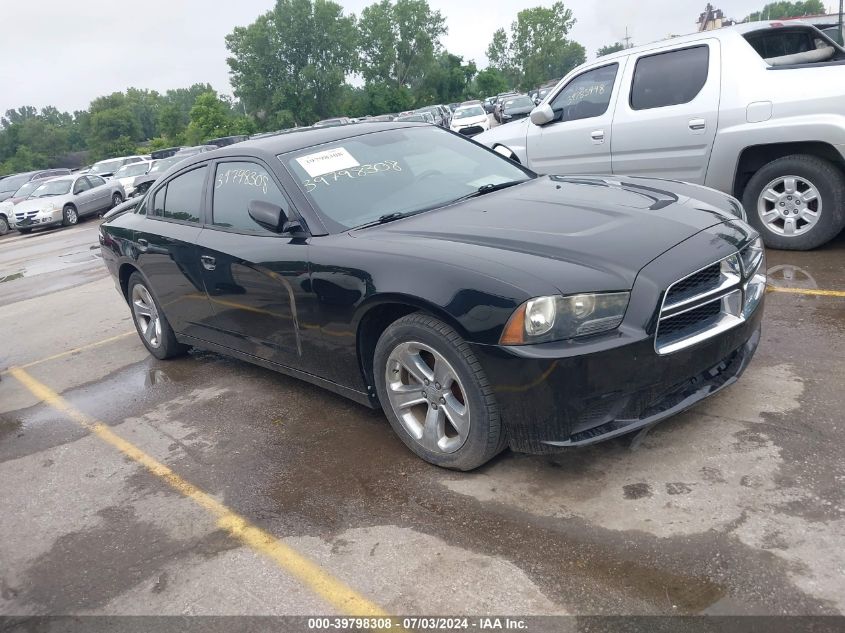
474;119;531;164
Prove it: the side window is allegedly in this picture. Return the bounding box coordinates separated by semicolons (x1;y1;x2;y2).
87;176;106;188
630;46;709;111
73;178;91;194
152;186;166;217
212;161;287;233
549;63;618;123
161;166;206;223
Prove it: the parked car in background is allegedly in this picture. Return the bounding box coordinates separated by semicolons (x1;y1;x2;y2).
500;94;536;123
90;156;146;179
416;105;448;127
314;117;351;128
449;104;491;136
493;92;519;123
0;169;71;234
396;112;436;124
114;161;153;198
151;147;184;160
205;135;249;148
370;114;396;122
477;22;845;250
99;121;763;470
173;145;218;159
129;156;186;198
11;174;125;233
482;97;496;114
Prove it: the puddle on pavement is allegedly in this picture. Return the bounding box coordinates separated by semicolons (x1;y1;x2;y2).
0;272;24;283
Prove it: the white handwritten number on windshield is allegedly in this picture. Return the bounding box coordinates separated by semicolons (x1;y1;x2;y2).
216;169;270;194
302;160;402;192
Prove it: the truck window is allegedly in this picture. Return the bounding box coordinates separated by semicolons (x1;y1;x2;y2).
549;63;618;123
744;28;843;66
630;46;709;111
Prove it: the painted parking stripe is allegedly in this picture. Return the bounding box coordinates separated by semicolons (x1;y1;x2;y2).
8;366;389;617
766;286;845;298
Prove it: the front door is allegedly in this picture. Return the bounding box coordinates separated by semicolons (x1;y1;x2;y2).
195;159;310;370
134;165;215;340
84;175;111;213
611;41;721;184
71;176;96;215
525;61;625;176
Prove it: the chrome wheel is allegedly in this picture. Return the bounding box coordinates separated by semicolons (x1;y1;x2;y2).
112;193;122;207
757;175;821;237
131;284;162;349
64;207;78;225
384;341;470;454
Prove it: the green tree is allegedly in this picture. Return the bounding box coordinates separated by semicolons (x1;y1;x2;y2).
597;42;626;57
415;52;477;104
358;0;447;92
486;2;585;91
184;91;232;144
474;68;509;98
745;0;824;21
226;0;358;126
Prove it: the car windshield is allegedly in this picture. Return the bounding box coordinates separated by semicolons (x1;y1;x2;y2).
92;159;124;174
454;106;485;119
13;180;43;197
283;126;532;231
0;174;31;193
504;96;534;109
149;157;181;174
115;163;149;178
33;179;72;197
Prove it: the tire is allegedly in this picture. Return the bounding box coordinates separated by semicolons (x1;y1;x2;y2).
373;313;506;471
0;215;8;236
62;205;79;227
112;192;124;208
127;272;188;360
742;154;845;250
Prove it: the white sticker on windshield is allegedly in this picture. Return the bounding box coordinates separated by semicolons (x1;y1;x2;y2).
295;147;360;177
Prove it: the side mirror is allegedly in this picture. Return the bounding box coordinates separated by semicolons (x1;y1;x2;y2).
248;200;301;234
530;103;554;126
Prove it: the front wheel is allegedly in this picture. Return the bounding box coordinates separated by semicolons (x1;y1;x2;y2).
62;205;78;227
127;272;188;360
743;154;845;250
373;313;505;471
0;215;8;235
112;192;124;208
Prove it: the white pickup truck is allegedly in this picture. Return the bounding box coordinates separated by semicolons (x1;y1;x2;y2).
476;21;845;250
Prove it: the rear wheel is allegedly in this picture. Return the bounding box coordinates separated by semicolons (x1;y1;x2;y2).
743;154;845;250
373;313;505;471
0;215;8;235
62;205;78;227
112;192;123;208
127;272;188;360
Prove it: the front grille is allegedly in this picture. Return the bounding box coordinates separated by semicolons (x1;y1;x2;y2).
655;254;745;355
15;210;38;221
664;264;720;307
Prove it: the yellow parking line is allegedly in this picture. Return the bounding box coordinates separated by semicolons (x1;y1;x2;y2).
8;367;389;617
9;331;137;372
766;286;845;298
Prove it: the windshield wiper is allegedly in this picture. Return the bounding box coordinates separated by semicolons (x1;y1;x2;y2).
352;210;426;230
453;179;527;203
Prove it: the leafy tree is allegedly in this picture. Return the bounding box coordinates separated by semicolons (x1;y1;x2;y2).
184;92;232;144
226;0;358;126
745;0;824;21
359;0;447;90
486;2;585;91
88;105;142;160
474;68;509;98
414;52;477;104
597;42;626;57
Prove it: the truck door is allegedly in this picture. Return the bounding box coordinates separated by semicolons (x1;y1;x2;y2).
611;40;721;184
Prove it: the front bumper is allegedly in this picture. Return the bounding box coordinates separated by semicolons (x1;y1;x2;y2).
12;209;63;230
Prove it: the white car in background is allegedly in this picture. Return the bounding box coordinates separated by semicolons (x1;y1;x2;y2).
449;104;491;137
113;161;153;197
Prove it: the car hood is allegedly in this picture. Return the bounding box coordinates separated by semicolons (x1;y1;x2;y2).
353;175;740;293
452;115;488;127
14;196;69;212
504;105;534;116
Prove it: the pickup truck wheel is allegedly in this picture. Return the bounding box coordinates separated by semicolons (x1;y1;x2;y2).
374;314;506;471
62;205;78;227
0;215;8;235
743;155;845;250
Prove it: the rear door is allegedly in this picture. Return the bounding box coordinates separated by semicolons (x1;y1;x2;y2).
84;175;111;213
525;61;625;175
134;165;215;340
611;41;721;183
195;159;310;370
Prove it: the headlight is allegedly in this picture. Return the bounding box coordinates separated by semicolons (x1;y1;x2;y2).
501;292;630;345
740;237;764;277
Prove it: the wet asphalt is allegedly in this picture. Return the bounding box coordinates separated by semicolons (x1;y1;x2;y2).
0;218;844;618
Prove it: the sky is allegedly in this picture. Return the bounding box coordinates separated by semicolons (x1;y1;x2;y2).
0;0;803;115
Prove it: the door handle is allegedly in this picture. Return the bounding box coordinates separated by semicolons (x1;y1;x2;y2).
689;118;706;131
200;255;216;271
591;130;605;142
136;238;148;253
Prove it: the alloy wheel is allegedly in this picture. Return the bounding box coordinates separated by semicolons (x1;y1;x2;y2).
384;341;470;454
757;175;821;237
64;207;78;225
131;284;162;349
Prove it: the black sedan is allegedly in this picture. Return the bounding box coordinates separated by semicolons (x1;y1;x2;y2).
99;122;766;470
500;94;537;123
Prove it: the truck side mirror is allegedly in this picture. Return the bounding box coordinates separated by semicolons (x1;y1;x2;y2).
530;104;554;126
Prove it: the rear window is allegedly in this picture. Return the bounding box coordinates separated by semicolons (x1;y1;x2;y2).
744;28;840;65
630;46;709;110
